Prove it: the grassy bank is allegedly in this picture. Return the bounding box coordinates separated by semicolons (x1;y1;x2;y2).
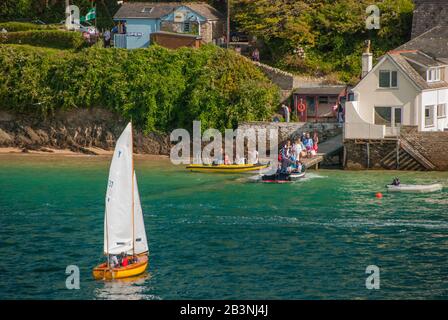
0;44;279;133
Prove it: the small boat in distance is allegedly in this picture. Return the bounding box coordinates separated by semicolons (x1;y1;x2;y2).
386;183;443;193
186;163;269;173
93;122;149;280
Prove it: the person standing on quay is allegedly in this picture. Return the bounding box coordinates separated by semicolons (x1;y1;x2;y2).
103;29;111;48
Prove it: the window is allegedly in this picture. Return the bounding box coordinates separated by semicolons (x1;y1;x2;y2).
427;68;441;82
375;107;391;126
318;96;329;104
183;22;191;33
141;7;153;13
374;106;402;127
437;104;446;118
379;70;398;88
394;108;402;125
425;105;434;127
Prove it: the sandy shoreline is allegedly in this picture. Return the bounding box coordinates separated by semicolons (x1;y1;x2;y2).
0;147;169;159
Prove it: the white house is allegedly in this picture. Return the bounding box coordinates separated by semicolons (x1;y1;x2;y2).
345;25;448;139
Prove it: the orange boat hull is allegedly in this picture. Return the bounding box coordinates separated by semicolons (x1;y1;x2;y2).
93;254;148;280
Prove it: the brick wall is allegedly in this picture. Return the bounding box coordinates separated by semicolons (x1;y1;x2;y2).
151;32;201;49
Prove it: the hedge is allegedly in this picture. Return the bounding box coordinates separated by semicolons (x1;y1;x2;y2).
0;44;279;133
0;30;86;50
0;22;61;32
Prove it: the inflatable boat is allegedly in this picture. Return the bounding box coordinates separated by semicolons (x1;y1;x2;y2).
386;183;443;193
261;171;306;183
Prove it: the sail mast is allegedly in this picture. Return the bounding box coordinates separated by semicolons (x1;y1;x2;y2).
131;121;135;257
105;207;110;268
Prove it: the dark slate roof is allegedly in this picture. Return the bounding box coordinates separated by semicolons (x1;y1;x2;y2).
400;51;446;67
114;2;223;20
396;25;448;59
411;0;448;38
388;52;448;90
294;86;347;95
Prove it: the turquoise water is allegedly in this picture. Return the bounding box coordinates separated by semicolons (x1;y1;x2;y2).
0;154;447;300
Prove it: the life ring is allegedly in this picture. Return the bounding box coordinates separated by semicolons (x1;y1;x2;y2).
297;103;306;113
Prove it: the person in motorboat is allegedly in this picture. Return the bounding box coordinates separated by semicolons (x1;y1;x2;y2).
291;160;304;173
281;140;292;159
391;177;401;186
292;138;305;161
303;133;314;157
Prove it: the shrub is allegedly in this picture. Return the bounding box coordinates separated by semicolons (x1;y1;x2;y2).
0;22;60;32
0;30;86;50
0;44;279;133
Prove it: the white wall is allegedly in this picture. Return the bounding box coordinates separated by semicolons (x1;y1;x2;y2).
351;57;419;129
421;89;448;131
344;101;386;139
346;55;448;138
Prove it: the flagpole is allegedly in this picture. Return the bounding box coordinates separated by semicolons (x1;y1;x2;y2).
94;0;98;44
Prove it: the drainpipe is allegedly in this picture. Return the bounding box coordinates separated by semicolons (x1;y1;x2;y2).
196;17;201;37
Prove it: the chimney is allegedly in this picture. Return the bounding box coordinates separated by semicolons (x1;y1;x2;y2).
362;40;373;78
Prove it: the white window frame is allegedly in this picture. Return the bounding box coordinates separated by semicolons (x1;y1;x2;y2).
379;70;398;88
437;103;446;118
427;68;441;83
374;106;402;127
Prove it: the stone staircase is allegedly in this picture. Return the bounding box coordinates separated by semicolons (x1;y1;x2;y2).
380;138;436;171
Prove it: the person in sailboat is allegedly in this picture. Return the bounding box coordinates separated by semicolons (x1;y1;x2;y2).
110;255;119;268
121;252;129;267
93;122;149;280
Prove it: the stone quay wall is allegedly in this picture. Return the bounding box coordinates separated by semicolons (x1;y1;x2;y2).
344;126;448;171
238;121;342;149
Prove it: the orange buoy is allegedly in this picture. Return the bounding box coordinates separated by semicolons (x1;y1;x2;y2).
376;192;383;199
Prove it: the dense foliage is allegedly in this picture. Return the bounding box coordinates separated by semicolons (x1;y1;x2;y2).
0;44;279;132
0;30;86;49
0;0;120;30
0;0;415;83
233;0;415;83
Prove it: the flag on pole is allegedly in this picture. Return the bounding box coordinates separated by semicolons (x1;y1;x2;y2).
80;8;96;22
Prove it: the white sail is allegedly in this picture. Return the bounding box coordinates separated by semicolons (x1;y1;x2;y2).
133;172;148;255
104;123;134;255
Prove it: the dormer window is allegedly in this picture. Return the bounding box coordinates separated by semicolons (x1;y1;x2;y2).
427;68;441;82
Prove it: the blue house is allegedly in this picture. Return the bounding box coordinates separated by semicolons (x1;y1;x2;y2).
113;2;225;49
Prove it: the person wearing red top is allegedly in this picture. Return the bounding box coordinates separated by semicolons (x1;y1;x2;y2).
121;256;129;267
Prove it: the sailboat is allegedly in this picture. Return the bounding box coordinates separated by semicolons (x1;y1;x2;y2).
93;122;149;280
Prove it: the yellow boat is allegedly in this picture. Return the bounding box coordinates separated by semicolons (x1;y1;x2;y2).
186;163;269;173
93;254;148;280
93;122;150;281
